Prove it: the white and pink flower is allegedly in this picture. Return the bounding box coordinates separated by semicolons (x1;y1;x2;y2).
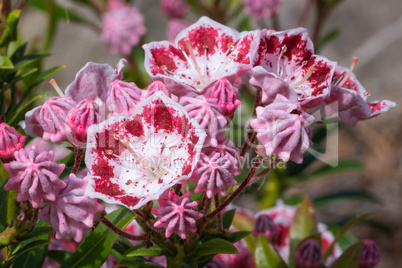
84;92;206;209
143;17;260;96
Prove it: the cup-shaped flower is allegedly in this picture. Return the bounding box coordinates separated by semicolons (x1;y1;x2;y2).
154;191;202;239
39;174;104;242
326;64;396;125
243;0;283;20
250;94;315;164
0;123;25;163
207;78;241;120
4;146;66;208
101;3;146;55
106;79;142;116
85;92;206;209
252;28;336;110
24;96;77;143
180;96;227;147
143;16;260;96
67;99;101;146
161;0;189;18
190;152;237;198
359;240;381;268
65;59;126;103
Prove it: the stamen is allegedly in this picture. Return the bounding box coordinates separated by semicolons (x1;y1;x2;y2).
290;66;315;89
184;38;205;84
338;56;358;87
49;79;65;97
364;92;371;96
277;45;287;76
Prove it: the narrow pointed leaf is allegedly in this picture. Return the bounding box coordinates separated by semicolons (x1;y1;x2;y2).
125;245;163;257
117;256;165;267
47;250;73;265
329;242;364;268
193;238;238;257
0;56;14;69
254;235;287;268
2;240;51;267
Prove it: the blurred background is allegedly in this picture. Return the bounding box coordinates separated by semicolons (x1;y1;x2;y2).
18;0;402;266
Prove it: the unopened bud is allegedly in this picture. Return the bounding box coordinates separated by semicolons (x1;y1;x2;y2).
294;239;324;268
359;240;381;268
253;214;280;242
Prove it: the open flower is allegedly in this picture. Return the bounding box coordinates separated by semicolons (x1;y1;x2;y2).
252;28;336;110
85;92;206;209
326;61;396;125
143;16;260;96
154;191;202;239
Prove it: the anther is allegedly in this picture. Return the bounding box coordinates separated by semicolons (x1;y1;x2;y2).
161;65;168;71
105;149;114;155
281;45;287;52
113;134;120;140
364;92;371;96
49;79;65;97
339;56;358;87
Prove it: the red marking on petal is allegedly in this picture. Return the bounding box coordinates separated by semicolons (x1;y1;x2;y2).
94;177;122;195
308;59;332;96
92;158;114;180
150;45;183;74
265;35;281;55
142;100;174;132
277;225;290;247
220;34;235;53
181;26;219;55
115;195;140;207
182;162;192;175
235;35;252;64
94;127;125;157
368;101;385;113
281;34;311;61
124;116;144;137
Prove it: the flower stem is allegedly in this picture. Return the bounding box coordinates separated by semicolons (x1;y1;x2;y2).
71;147;84;175
214;194;223;232
206;156;262;219
101;217;147;241
240;87;262;157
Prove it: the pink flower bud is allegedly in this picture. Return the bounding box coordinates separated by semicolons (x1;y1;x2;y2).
294;239;324;268
3;146;66;208
106;80;142;116
39;174;104;242
154;191;202;239
0;123;25;163
161;0;189;18
253;214;280;242
67;99;101;145
207;78;241;120
359;240;381;268
141;81;172;100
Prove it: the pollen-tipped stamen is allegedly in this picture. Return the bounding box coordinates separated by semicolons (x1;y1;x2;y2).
290;66;315;89
49;79;65;97
184;38;205;84
338;56;358;87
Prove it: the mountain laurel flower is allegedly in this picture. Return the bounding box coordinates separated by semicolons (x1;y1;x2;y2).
250;94;315;164
190;152;237;198
207;78;241;120
24;96;77;144
85;92;206;209
359;240;381;268
4;146;66;208
39;174;104;243
167;19;191;43
101;3;146;55
65;59;126;103
143;16;260;96
0;123;25;163
67;99;101;146
154;191;202;239
252;28;336;111
180;96;227;147
106;79;142;116
243;0;283;20
161;0;189;18
326;61;396;125
294;239;324;268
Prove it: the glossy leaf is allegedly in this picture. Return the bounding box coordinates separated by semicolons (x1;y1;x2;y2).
47;250;73;264
289;197;318;267
117;256;165;268
193;238;238;257
2;240;51;268
254;235;287;268
323;213;373;260
7;94;42;126
329;241;364;268
0;180;8;232
125;245;163;257
225;231;251;244
15;226;54;241
0;56;14;69
60;208;135;268
222;208;236;229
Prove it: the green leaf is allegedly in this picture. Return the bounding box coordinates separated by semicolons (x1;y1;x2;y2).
193;238;238;257
15;226;54;241
222;209;236;229
225;231;251;244
0;56;14;69
116;256;165;267
0;180;8;232
2;240;51;267
60;208;135;268
47;250;74;264
307;160;365;179
7;10;22;41
14;53;50;70
7;94;42;126
329;242;364;268
254;235;287;268
323;213;373;260
231;209;255;249
125;245;163;257
12;221;51;268
289;197;318;267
